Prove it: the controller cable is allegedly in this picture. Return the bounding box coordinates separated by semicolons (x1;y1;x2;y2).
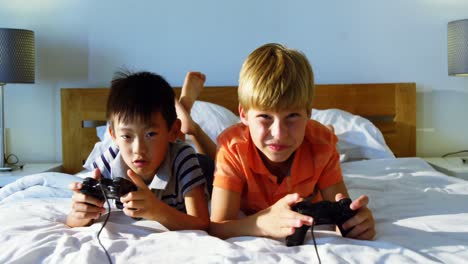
97;184;113;264
301;187;320;263
310;223;321;264
442;150;468;158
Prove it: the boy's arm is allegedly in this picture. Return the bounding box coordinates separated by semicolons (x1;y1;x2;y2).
209;187;313;239
209;187;255;238
320;180;350;200
320;181;375;240
122;170;210;231
181;184;210;229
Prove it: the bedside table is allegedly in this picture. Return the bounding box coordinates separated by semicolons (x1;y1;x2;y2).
423;157;468;181
0;163;63;187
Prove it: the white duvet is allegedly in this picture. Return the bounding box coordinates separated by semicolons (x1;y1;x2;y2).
0;158;467;264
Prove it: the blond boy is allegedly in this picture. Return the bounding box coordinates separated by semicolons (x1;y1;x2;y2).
210;43;375;240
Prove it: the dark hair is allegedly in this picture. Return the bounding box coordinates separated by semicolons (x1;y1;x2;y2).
106;70;176;129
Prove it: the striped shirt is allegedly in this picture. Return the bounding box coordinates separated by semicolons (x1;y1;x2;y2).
93;141;206;213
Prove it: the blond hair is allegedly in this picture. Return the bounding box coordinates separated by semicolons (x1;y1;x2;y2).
238;43;314;112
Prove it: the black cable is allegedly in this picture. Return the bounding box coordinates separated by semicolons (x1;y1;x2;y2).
98;184;113;264
441;150;468;158
310;224;321;264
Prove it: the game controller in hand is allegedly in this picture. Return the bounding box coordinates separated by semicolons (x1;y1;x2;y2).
80;177;137;209
286;198;357;246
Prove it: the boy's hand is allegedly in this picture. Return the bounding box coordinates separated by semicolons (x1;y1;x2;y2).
256;193;313;238
120;169;161;220
337;193;376;240
67;169;106;226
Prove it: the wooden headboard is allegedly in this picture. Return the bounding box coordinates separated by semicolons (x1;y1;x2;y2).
61;83;416;174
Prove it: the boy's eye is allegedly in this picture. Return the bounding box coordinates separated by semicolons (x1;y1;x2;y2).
257;114;271;120
120;134;131;140
146;131;157;137
288;113;301;119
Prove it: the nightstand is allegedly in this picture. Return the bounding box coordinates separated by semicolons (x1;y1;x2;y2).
0;163;63;187
423;157;468;181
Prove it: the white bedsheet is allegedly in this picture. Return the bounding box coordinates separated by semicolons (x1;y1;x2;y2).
0;158;467;263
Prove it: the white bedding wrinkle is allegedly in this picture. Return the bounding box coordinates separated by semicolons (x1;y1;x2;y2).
0;158;467;263
0;172;77;202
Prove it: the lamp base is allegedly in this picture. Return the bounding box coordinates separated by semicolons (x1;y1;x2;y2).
0;163;24;172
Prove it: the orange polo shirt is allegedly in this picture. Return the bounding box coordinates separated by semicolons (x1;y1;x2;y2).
213;120;343;215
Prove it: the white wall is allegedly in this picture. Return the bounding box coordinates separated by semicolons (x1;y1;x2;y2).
1;0;468;163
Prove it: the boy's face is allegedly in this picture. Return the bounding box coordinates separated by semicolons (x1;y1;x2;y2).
109;112;180;182
239;105;310;164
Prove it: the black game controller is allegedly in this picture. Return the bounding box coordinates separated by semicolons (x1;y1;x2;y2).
80;177;137;209
286;198;357;246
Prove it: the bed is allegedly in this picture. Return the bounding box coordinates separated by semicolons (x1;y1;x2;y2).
1;82;468;264
61;83;416;174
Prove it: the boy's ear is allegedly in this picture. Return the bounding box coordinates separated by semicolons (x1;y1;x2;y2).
108;124;116;141
238;104;249;126
169;118;182;142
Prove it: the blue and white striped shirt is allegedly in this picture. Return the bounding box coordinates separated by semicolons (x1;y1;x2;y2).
93;141;206;213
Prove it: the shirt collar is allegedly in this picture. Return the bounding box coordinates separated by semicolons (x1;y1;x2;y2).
246;133;270;175
147;149;171;190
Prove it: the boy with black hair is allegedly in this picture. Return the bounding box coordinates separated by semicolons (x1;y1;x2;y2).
66;71;209;230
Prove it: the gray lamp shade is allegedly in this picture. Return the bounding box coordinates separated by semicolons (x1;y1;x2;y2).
0;28;35;83
448;19;468;76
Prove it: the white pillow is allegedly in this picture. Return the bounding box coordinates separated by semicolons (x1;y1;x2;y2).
96;125;108;141
85;105;391;170
187;101;239;150
311;108;395;162
84;101;239;170
83;123;116;172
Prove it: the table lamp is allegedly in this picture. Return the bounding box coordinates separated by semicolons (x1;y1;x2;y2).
441;19;468;161
0;28;35;171
448;19;468;76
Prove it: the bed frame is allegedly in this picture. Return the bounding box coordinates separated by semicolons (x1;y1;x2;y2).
61;83;416;174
